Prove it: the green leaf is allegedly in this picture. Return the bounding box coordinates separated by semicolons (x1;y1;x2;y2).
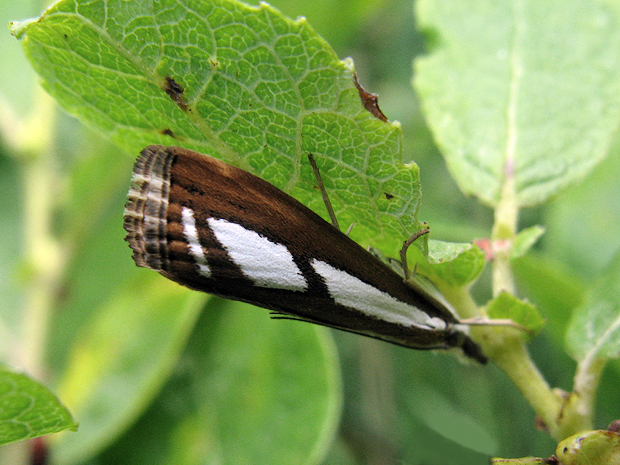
545;135;620;278
0;368;77;446
513;254;586;344
414;0;620;207
52;274;206;464
404;383;498;456
486;292;545;336
413;239;487;287
511;226;545;259
12;0;423;257
93;300;342;465
565;252;620;361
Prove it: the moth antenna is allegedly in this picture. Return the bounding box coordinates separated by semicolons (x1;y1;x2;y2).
308;153;340;231
346;223;354;236
270;313;315;325
269;311;298;320
400;226;430;281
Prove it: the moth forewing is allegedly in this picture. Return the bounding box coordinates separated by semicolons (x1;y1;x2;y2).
124;145;487;363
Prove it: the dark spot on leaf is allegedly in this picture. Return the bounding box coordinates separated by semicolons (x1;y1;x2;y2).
63;34;69;39
159;128;186;142
353;73;388;122
164;76;183;95
384;192;394;200
162;76;188;111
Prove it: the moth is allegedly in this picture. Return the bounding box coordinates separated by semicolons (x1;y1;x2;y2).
124;145;486;363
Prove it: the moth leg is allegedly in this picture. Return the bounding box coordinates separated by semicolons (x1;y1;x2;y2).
400;225;430;281
307;153;340;231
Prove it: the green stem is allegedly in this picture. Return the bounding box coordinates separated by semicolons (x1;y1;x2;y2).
437;284;481;320
0;85;58;465
491;176;518;296
554;356;607;439
443;287;565;437
10;90;59;380
21;150;62;379
479;156;570;439
486;330;564;438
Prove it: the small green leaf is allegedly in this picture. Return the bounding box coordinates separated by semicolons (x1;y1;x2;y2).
511;226;545;259
413;239;486;287
0;368;77;446
13;0;424;258
487;292;545;336
414;0;620;207
565;252;620;361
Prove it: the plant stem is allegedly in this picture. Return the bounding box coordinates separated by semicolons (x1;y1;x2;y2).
0;85;59;465
491;176;518;296
21;149;63;379
443;286;565;437
11;89;59;380
556;355;607;439
486;330;565;438
485;151;571;439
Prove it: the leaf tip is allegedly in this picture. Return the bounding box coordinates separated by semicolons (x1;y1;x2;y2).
8;18;35;39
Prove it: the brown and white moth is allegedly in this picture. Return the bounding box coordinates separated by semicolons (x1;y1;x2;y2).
124;145;486;363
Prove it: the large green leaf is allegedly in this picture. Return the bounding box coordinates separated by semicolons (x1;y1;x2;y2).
93;300;342;465
565;252;620;362
545;136;620;279
52;273;206;464
12;0;424;257
414;0;620;207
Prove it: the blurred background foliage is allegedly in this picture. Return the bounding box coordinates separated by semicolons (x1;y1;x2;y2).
2;0;620;464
